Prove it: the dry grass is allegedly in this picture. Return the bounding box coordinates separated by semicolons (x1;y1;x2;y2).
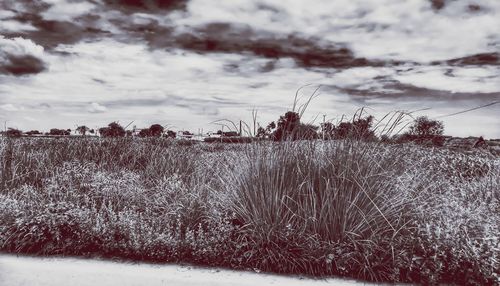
0;137;498;284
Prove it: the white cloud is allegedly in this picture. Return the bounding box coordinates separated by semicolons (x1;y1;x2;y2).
0;104;20;111
394;66;500;93
0;36;44;60
0;20;38;33
41;0;96;22
88;102;108;113
0;10;17;19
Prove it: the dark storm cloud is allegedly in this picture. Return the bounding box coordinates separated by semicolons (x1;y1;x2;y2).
111;16;174;46
439;52;500;66
11;17;108;49
0;54;45;75
1;0;184;51
430;0;446;10
167;23;397;69
0;0;412;70
1;0;106;49
0;0;50;13
430;0;486;13
333;79;500;102
103;0;187;12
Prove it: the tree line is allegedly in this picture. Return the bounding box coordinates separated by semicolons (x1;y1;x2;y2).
1;110;453;146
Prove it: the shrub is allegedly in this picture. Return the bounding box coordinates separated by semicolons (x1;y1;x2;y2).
139;124;165;137
408;116;444;137
271;112;319;141
48;128;71;136
138;128;152;137
334;116;375;140
166;130;176;138
99;122;126;137
3;128;22;138
76;126;90;136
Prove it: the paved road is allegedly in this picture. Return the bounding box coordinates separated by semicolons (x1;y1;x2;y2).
0;254;377;286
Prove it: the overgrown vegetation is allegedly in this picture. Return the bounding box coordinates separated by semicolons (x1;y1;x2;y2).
0;136;498;285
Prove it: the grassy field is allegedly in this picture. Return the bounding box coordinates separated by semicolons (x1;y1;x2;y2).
0;137;498;285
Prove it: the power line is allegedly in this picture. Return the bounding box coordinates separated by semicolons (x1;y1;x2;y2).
434;101;500;119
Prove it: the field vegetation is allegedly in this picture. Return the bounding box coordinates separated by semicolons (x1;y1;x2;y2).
0;134;498;285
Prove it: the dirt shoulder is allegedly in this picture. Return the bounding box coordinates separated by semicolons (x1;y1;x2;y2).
0;254;384;286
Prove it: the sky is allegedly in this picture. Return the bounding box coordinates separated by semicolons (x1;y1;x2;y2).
0;0;499;137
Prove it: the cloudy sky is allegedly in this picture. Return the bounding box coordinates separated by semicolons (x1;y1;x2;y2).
0;0;499;137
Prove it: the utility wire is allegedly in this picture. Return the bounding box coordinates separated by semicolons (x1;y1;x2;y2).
433;100;500;119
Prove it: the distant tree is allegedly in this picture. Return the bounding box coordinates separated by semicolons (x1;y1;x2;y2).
149;124;164;137
138;128;152;137
320;122;335;139
474;136;487;148
270;112;322;141
333;116;375;140
25;130;42;136
256;127;267;138
76;125;90;136
137;124;165;137
89;129;95;134
5;128;22;138
294;123;319;140
399;116;445;146
49;128;70;136
166;130;176;138
352;115;375;139
257;121;276;138
267;121;276;130
99;122;126;137
408;116;444;137
273;111;300;141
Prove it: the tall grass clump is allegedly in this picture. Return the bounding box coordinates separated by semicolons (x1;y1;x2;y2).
222;139;415;280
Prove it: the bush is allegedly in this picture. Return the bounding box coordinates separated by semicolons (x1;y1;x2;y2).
271;112;319;141
99;122;126;137
48;128;71;136
139;124;165;137
408;116;444;137
3;128;22;138
334;116;375;140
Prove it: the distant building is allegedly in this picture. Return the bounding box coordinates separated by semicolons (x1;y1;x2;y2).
177;131;194;139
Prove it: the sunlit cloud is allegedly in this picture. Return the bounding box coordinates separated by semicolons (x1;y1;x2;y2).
87;102;108;113
0;103;20;112
41;0;96;22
